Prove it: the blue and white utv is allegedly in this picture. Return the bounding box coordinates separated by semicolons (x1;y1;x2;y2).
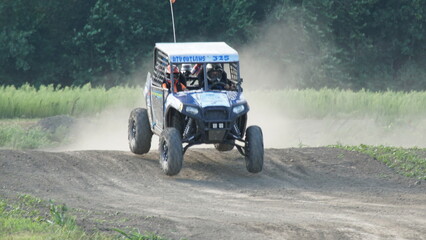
128;42;263;176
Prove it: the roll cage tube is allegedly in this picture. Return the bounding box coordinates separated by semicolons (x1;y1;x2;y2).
168;62;179;93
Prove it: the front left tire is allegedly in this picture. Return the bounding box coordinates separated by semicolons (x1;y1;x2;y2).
159;128;183;176
244;125;264;173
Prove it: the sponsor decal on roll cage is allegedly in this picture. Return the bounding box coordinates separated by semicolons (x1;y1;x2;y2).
170;54;238;63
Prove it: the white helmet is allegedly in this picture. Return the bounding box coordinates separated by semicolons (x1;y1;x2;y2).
181;64;192;74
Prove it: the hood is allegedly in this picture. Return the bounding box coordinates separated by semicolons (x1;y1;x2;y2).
175;90;246;108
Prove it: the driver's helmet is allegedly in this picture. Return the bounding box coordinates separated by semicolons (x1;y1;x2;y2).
181;64;192;76
165;64;180;81
206;63;223;82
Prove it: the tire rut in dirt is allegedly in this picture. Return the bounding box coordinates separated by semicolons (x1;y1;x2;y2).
1;148;425;240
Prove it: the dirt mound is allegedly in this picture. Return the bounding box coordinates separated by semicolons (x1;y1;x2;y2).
0;148;425;239
36;115;75;133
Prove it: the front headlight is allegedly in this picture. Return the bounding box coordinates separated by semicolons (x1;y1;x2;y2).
233;105;245;114
186;106;199;115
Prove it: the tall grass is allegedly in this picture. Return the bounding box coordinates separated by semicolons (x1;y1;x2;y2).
0;124;52;149
1;84;426;122
0;83;142;118
245;88;426;122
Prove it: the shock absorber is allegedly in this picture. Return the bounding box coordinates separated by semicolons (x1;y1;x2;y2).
233;123;241;137
183;117;194;139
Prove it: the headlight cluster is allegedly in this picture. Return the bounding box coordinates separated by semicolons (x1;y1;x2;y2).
232;105;245;114
186;106;199;115
186;105;244;115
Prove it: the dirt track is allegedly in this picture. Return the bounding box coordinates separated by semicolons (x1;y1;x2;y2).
1;148;425;239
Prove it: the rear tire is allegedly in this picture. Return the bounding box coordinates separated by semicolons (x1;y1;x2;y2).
244;126;264;173
128;108;152;154
159;128;183;176
214;142;234;152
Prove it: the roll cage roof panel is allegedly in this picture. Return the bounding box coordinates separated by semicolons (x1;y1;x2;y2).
155;42;239;63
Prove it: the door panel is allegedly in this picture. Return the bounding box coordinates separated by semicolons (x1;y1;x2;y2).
151;85;165;131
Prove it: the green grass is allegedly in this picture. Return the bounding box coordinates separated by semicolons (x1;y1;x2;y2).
0;119;70;149
0;194;171;240
0;83;142;118
2;85;426;150
0;123;52;149
331;144;426;180
245;88;426;122
2;85;426;122
0;194;106;240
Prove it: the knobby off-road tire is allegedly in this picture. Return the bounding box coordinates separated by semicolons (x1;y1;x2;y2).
244;125;264;173
128;108;152;154
159;128;183;176
214;142;234;152
171;113;184;136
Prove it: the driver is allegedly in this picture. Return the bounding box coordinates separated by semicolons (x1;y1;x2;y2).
206;63;233;90
162;65;187;93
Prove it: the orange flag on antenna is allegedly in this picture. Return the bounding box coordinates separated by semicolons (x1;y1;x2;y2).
171;0;176;3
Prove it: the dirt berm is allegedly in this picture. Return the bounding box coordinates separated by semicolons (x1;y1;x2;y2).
1;148;425;239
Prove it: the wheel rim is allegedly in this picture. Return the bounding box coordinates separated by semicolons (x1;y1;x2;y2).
161;141;168;162
131;119;136;138
129;119;137;148
245;139;250;156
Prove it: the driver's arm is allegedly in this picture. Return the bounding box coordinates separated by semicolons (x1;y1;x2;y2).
221;72;233;90
162;81;170;92
179;75;187;87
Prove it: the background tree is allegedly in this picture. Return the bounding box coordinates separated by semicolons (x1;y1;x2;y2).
0;0;425;90
0;0;92;86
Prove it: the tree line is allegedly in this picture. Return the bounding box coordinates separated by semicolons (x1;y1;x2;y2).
1;0;425;91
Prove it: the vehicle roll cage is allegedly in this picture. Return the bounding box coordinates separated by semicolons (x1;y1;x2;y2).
153;47;243;93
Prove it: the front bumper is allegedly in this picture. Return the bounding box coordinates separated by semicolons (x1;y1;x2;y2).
182;105;247;144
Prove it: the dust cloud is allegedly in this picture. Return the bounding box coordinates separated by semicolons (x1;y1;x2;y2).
59;97;426;151
246;108;426;148
239;23;309;90
57;68;154;152
240;23;426;148
54;90;144;151
59;21;425;151
56;108;131;151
